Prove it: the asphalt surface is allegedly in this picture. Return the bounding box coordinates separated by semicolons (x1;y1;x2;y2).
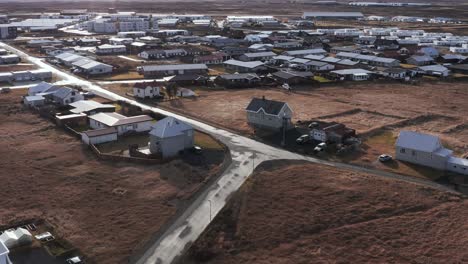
0;41;458;264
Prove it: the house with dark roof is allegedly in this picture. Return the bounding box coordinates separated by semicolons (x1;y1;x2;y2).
271;70;314;84
245;97;293;131
406;55;434;66
50;87;84;106
214;73;261;88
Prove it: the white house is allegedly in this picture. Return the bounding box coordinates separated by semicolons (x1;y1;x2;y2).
72;59;113;75
50;87;84;106
245;97;293;131
0;228;33;249
88;112;153;135
95;44;126;55
133;82;162;99
23;95;45;107
0;240;12;264
81;127;118;145
149;117;194;158
395;131;450;170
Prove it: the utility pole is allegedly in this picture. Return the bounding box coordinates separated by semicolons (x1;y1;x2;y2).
207;199;212;222
281;113;289;147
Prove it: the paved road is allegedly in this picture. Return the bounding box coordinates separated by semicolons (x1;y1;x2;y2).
0;41;457;264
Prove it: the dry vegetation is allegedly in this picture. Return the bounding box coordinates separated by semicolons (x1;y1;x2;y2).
0;89;224;264
184;160;468;264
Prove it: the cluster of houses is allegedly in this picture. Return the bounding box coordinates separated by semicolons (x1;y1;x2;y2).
22;82;196;159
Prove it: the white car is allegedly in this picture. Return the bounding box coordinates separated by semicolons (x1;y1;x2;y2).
379;154;393;162
314;142;327;152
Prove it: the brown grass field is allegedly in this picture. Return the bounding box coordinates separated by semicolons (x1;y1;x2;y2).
0;89;224;264
184;160;468;264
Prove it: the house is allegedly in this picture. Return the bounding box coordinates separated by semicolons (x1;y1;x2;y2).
149;117;194;158
448;64;468;74
330;68;373;81
382;68;408;79
0;72;12;83
271;70;313;84
95;44;126;55
309;121;356;143
50;87;84;106
23;95;46;107
223;59;266;73
88;112;153;135
138;49;188;60
69;100;116;115
418;65;450;77
395;130;451;171
396;131;468;175
418;46;439;57
248;44;274;52
440;54;467;64
0;54;20;64
406;55;434;66
215;73;261;88
133;81;162;99
55;52;87;66
137;64;208;77
302;12;364;20
72;59;113;75
81;127;118;145
246;97;293;131
283;48;327;58
0;240;12;264
290;59;335;71
28;81;56;96
168;74;209;86
0;228;32;249
239;51;276;62
192;53;225;64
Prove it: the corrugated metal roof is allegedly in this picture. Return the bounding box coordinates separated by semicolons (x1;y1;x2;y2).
141;64;208;72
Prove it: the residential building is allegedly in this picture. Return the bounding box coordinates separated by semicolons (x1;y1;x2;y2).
271;70;314;84
0;228;32;249
302;12;364;20
417;65;450;77
72;59;113;75
0;240;12;264
282;48;327;58
23;95;46;107
382;68;408;79
95;44;126;55
88;112;153;135
69;100;116;115
0;24;18;39
138;49;187;60
309;121;356;143
239;51;276;62
133;82;162;99
81;127;118;145
50;87;84;106
215;73;261;88
246;97;293;131
395;130;468;175
137;64;208;77
0;54;20;64
192;53;225;64
28;82;56;96
223;59;266;73
149;117;194;158
330;68;373;81
406;55;434;66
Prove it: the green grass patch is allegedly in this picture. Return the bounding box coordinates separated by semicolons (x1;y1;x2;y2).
313;76;332;83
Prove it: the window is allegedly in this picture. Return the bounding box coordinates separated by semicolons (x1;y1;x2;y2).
412;150;416;156
400;148;406;154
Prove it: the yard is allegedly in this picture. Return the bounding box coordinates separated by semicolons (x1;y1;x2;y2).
0;89;226;264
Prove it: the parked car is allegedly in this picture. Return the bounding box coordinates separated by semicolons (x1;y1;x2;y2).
192;145;203;154
314;142;327;152
296;134;310;144
66;256;83;264
379;154;393;162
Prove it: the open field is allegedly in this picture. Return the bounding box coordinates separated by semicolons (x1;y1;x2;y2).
0;89;225;264
183;160;468;264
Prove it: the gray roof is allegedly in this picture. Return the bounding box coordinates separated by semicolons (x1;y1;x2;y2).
284;48;327;56
53;87;75;99
89;112;153;127
418;65;449;72
303;12;364;17
140;64;208;72
224;59;264;68
396;130;441;152
242;51;276;58
0;240;9;257
408;55;434;62
69;100;115;114
218;73;260;80
149;117;193;138
83;127;117;137
246;97;287;115
331;68;372;75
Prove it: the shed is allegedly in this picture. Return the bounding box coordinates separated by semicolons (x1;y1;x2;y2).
81;127;118;145
149;117;194;158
